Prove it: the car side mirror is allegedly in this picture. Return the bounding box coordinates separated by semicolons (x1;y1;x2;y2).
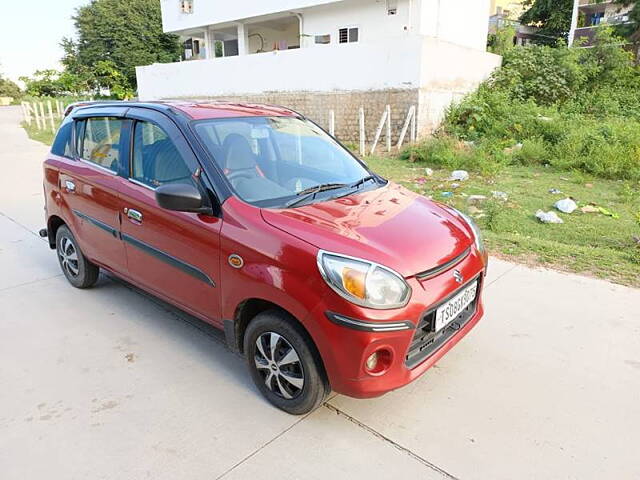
155;183;213;215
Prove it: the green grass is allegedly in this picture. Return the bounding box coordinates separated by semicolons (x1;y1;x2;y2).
22;121;57;145
366;154;640;287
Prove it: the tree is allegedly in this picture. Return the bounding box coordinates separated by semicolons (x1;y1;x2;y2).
520;0;574;44
19;70;64;97
0;74;22;99
61;0;182;93
488;25;517;56
618;1;640;54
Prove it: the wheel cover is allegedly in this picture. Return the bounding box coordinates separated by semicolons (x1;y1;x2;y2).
58;236;80;277
254;332;305;400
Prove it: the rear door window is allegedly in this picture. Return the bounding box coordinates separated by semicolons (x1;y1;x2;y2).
80;117;123;172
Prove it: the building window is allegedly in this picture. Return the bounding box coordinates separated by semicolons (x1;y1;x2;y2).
386;0;398;15
180;0;193;14
315;34;331;44
338;27;359;44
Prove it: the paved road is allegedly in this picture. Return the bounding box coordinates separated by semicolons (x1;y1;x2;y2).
1;105;639;479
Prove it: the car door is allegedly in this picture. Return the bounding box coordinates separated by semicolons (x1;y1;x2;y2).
57;109;128;274
117;108;223;323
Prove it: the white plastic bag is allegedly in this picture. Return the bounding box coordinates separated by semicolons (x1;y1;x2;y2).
554;198;577;214
536;210;564;224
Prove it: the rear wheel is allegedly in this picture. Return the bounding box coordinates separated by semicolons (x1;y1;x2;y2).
244;310;329;415
55;225;99;288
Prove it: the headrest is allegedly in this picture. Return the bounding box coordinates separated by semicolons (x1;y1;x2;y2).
223;134;257;170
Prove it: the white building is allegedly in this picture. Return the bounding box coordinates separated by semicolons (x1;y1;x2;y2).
136;0;501;141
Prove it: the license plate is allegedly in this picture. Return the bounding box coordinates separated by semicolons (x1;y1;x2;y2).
434;281;478;332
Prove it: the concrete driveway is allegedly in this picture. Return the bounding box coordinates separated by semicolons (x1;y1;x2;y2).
1;105;639;479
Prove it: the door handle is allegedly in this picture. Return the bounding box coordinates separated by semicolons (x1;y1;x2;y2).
125;208;143;223
64;180;76;193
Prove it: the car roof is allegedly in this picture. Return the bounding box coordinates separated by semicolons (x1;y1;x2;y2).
69;100;298;120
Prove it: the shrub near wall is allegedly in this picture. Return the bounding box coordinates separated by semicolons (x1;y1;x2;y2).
406;28;640;182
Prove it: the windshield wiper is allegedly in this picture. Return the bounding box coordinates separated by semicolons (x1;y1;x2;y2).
285;183;349;208
349;175;377;190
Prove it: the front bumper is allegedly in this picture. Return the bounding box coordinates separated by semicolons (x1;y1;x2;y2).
306;249;486;399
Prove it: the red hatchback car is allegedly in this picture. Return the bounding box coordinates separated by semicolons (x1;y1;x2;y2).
42;101;487;414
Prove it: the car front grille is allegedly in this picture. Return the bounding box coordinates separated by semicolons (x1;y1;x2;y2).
405;276;481;369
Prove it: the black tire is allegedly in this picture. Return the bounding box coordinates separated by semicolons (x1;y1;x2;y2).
244;310;329;415
55;225;99;289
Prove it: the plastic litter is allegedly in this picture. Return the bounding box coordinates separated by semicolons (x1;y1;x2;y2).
415;177;427;185
580;205;599;214
441;192;454;198
492;191;508;201
597;207;619;219
449;170;469;181
424;168;434;176
554;198;578;214
451;183;461;189
536;210;564;224
504;143;523;154
467;195;487;204
548;188;562;194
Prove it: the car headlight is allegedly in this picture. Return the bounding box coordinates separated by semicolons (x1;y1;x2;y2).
317;251;411;309
454;209;485;253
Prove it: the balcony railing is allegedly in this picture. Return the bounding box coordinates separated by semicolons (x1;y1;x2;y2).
579;0;615;6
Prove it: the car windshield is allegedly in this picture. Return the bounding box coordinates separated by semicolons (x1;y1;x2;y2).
193;116;380;208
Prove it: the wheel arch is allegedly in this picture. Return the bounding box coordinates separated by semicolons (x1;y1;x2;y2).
47;215;66;249
227;298;329;385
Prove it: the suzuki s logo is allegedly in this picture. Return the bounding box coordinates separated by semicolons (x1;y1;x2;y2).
453;270;464;284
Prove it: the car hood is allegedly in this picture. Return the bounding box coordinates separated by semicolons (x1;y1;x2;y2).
261;183;473;277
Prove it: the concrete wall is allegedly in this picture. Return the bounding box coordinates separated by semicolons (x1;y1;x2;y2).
136;36;424;98
182;89;420;145
137;36;500;142
417;37;502;134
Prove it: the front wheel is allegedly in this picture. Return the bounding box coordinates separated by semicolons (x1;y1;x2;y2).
244;310;329;415
55;225;99;289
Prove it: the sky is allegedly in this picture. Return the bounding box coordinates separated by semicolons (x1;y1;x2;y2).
0;0;89;84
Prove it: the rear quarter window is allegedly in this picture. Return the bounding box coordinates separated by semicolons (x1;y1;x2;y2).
50;120;74;158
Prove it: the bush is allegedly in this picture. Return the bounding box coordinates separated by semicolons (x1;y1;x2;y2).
550;119;640;180
435;28;640;181
513;137;550;166
400;136;510;177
